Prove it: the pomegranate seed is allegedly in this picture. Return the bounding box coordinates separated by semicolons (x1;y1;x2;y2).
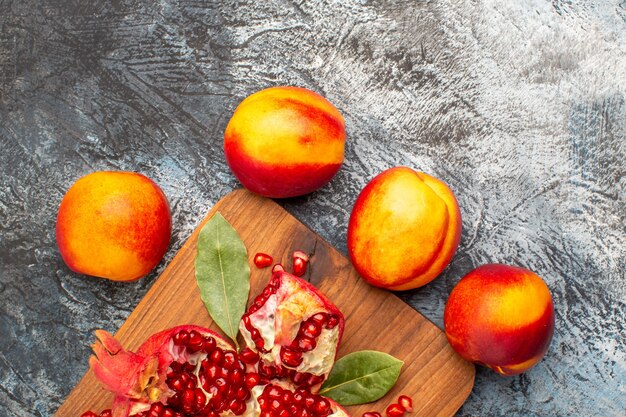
162;409;174;417
254;294;267;308
187;330;203;350
258;396;269;411
259;363;276;378
398;395;413;412
149;403;163;417
240;347;260;364
254;253;273;268
229;368;244;385
99;410;112;417
80;412;98;417
209;348;223;365
203;336;216;351
245;372;260;389
315;397;331;414
306;373;325;387
235;386;250;400
223;350;238;369
280;346;303;367
296;335;317;351
272;264;285;273
363;413;382;417
301;321;322;338
181;388;195;408
325;314;340;329
292;257;307;276
173;330;189;346
310;312;328;325
386;403;406;417
292;250;309;276
270;398;282;411
304;394;316;408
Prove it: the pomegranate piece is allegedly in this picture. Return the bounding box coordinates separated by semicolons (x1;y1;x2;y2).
385;403;406;417
239;270;345;393
254;253;273;268
89;325;243;417
362;413;382;417
398;395;413;412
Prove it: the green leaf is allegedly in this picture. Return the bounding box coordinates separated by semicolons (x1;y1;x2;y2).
195;212;250;349
319;350;403;406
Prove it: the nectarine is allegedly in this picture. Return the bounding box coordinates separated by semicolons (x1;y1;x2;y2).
444;264;555;375
56;171;171;281
347;167;462;290
224;86;346;198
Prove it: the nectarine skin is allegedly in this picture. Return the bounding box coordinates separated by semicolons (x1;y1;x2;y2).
56;171;171;281
444;264;555;376
347;167;462;290
224;86;346;198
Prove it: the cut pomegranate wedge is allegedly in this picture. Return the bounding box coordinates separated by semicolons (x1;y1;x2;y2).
239;270;345;393
83;272;349;417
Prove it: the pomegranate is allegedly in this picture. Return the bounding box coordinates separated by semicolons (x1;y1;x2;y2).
83;272;348;417
239;270;344;393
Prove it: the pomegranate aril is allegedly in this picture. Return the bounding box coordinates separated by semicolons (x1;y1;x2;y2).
209;348;223;365
386;403;407;417
258;396;269;411
187;330;204;351
173;330;189;346
223;350;238;368
315;397;331;415
228;368;244;385
301;321;322;338
80;412;98;417
181;389;195;411
259;363;276;378
363;413;383;417
292;257;307;276
398;395;413;412
280;346;304;367
310;312;328;325
306;373;325;387
235;385;250;400
254;252;273;268
204;363;220;379
297;335;317;351
239;347;260;364
272;264;285;273
245;372;260;389
204;335;217;352
148;403;163;417
325;314;340;329
99;410;112;417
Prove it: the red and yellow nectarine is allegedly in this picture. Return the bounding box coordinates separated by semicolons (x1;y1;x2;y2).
444;264;555;375
347;167;462;290
56;171;171;281
224;86;346;198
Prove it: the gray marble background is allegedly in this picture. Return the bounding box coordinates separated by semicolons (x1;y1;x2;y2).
0;1;624;416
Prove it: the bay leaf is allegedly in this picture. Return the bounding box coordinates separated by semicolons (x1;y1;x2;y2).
195;212;250;349
319;350;403;405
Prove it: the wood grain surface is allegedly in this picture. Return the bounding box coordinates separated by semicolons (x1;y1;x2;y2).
56;189;475;417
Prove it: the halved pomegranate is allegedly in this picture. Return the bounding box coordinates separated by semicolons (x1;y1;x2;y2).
239;270;345;393
82;273;349;417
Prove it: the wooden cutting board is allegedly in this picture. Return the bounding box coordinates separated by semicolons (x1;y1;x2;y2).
57;189;475;417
